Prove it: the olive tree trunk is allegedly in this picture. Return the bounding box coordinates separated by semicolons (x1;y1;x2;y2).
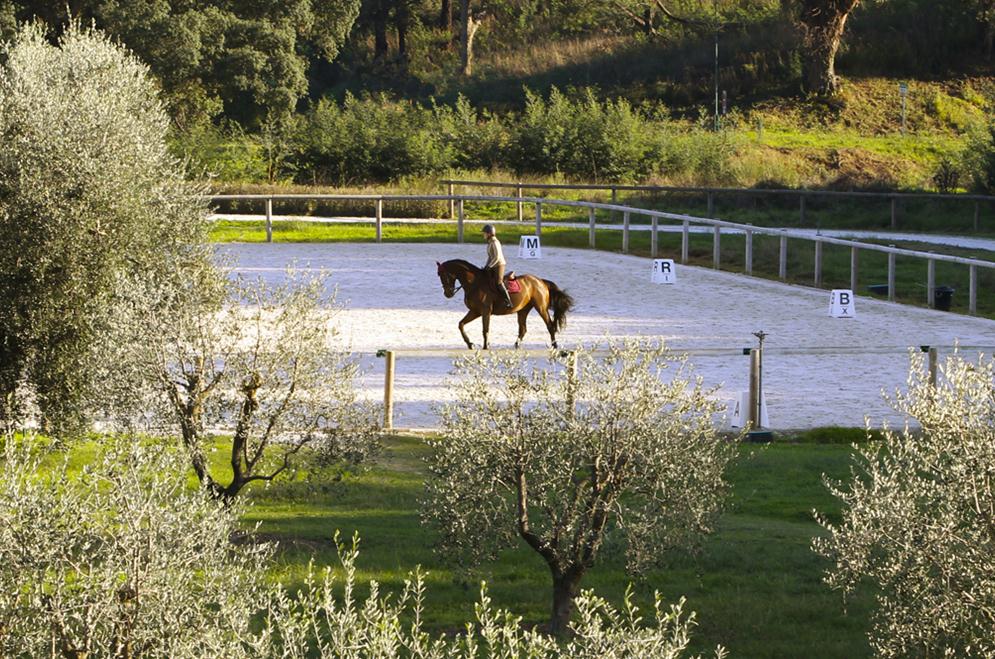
793;0;861;96
550;567;584;637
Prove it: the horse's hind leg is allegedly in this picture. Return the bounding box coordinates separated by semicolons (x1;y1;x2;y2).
514;306;532;349
481;311;491;350
458;310;480;349
537;305;558;349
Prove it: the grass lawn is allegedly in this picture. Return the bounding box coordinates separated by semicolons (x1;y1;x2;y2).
239;435;875;658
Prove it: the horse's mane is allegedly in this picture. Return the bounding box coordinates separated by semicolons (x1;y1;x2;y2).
444;259;482;275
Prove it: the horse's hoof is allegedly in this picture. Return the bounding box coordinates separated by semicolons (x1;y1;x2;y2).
551;341;558;349
514;341;521;349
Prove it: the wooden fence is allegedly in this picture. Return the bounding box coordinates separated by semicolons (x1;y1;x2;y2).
441;179;995;232
208;192;995;316
371;346;974;432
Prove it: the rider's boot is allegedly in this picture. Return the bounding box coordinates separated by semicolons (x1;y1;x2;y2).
501;287;513;308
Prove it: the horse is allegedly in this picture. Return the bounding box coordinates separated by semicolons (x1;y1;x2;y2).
436;259;575;350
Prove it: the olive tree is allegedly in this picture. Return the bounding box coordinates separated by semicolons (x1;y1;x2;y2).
104;268;381;503
424;341;738;636
0;436;725;658
0;22;212;435
814;351;995;657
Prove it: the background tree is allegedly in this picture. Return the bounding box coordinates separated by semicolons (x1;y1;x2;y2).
0;22;211;435
783;0;862;95
424;342;738;635
814;351;995;656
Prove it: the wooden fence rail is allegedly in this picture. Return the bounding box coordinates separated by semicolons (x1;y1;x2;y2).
208;192;995;316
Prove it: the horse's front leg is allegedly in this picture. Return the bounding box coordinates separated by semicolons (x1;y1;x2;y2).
514;307;531;349
481;310;491;350
458;310;480;349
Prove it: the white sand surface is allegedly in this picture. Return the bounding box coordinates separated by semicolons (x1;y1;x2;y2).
219;242;995;432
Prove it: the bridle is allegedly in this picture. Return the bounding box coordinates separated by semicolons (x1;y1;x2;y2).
437;262;463;297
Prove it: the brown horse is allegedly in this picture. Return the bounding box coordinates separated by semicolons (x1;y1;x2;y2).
436;259;575;350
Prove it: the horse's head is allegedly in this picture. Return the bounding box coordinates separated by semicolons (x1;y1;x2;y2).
437;261;459;298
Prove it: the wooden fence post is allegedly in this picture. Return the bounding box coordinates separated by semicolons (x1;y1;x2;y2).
927;257;935;308
588;207;596;248
707;191;714;216
745;227;753;275
517;183;524;222
778;231;788;280
814;239;823;287
383;351;396;431
448;182;455;220
850;246;859;292
265;197;273;243
712;226;721;269
535;202;542;236
622;211;630;254
375;198;383;242
681;220;689;263
457;199;465;243
887;248;896;302
890;197;898;229
969;265;977;315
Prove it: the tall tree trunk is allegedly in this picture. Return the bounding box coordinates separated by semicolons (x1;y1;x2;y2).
397;1;409;60
793;0;861;96
549;567;583;637
440;0;453;32
373;0;390;60
460;0;480;76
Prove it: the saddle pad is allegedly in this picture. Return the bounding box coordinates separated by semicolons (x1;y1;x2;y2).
505;278;521;294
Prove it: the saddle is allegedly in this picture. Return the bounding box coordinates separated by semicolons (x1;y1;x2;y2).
504;272;521;294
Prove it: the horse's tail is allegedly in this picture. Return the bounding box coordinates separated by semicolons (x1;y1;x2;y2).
543;280;574;333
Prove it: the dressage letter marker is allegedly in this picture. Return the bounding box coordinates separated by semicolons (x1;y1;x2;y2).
829;289;856;318
518;235;542;259
651;259;676;284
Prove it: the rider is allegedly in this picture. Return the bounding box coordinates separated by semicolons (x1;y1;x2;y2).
482;224;513;308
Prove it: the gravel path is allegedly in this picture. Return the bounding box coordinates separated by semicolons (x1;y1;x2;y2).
220;242;995;432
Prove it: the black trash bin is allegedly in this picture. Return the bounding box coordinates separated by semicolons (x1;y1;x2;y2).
934;286;955;311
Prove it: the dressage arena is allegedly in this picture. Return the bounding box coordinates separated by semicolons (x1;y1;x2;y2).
221;242;995;431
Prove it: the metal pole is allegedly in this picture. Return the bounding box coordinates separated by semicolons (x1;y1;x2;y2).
383;351;396;431
375;198;383;243
887;247;896;302
778;232;788;280
588;207;596;248
748;348;760;429
713;226;721;269
622;211;630;254
265;197;273;243
681;220;689;263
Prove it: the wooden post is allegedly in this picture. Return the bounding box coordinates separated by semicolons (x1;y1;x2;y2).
610;187;618;224
799;194;806;224
778;232;788;280
622;211;630;254
927;257;935;308
850;246;858;292
681;220;689;263
588;206;596;248
448;182;455;220
712;225;721;269
651;216;658;258
516;183;524;223
265;197;273;243
969;264;977;315
887;248;896;302
928;346;938;388
745;227;753;275
814;239;823;287
535;202;542;236
457;199;465;243
383;351;396;431
748;348;761;429
707;191;714;216
375;198;383;243
890;197;898;229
